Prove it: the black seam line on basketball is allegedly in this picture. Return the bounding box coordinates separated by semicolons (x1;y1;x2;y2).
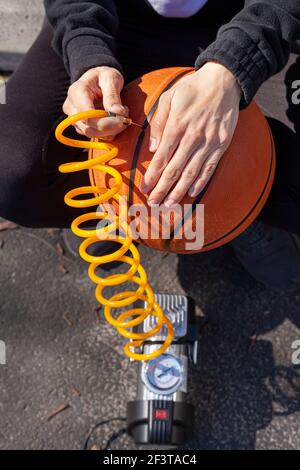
128;68;194;208
202;129;275;248
171;127;275;250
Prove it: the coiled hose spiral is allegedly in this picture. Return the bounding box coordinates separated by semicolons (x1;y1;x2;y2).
55;110;174;361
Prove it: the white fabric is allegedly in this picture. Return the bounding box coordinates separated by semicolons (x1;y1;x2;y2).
146;0;209;18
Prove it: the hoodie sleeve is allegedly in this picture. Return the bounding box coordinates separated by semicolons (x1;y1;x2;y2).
195;0;300;108
44;0;122;82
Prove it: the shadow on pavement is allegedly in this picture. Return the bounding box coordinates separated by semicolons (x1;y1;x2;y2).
177;246;300;449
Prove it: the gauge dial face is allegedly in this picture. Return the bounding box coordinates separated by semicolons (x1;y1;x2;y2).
143;354;183;394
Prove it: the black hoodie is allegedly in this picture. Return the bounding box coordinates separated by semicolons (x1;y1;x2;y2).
44;0;300;108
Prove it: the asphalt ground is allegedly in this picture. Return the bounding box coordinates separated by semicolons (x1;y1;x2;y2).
0;222;300;449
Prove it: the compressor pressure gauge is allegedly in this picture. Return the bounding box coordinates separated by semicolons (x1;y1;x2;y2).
142;354;183;395
127;294;199;447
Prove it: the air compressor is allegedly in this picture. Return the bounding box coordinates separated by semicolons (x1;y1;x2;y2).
127;293;198;446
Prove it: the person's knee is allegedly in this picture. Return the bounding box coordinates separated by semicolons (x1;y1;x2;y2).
0;170;38;227
0;128;41;227
0;101;55;226
231;220;300;292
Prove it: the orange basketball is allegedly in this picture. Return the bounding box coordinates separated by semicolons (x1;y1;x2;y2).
89;67;275;254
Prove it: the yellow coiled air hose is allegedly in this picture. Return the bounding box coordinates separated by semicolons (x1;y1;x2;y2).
55;110;174;361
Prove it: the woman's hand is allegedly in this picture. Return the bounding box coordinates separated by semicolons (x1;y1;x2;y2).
141;62;242;206
63;66;129;139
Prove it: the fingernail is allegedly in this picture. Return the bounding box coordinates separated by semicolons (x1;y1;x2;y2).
149;137;157;152
164;198;176;208
188;187;197;197
148;199;158;206
141;181;148;193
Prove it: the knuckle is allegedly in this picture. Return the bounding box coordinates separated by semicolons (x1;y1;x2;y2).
152;189;165;200
185;167;198;179
152;157;167;173
81;67;96;79
171;116;181;127
68;81;79;93
166;141;177;154
195;177;205;189
205;162;217;175
218;125;233;146
169;165;182;180
112;71;124;84
106;92;119;103
163;168;178;183
219;133;229;146
170;190;182;201
103;66;122;78
62;100;69;115
68;81;84;99
146;175;156;187
151;119;163;133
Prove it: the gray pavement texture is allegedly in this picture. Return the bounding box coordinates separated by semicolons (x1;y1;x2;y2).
0;0;44;71
0;222;300;450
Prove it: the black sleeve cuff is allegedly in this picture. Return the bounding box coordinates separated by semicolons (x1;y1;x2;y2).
63;34;124;82
195;36;270;109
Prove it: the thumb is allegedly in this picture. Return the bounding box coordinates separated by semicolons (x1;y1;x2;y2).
100;73;127;117
149;92;171;152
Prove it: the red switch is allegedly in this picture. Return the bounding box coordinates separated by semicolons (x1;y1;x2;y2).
153;409;169;420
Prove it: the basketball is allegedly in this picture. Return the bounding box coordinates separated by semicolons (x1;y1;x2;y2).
89;67;276;254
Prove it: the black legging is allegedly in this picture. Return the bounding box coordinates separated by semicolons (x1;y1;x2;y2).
1;18;300;234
